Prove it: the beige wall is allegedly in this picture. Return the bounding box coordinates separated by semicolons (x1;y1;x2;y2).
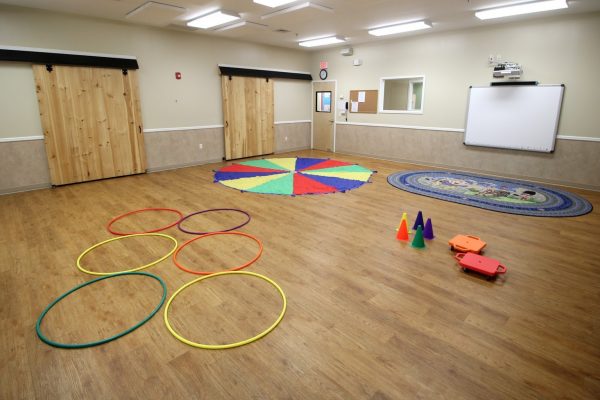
383;79;409;111
274;80;311;122
0;4;312;139
310;12;600;138
0;63;43;138
2;5;599;192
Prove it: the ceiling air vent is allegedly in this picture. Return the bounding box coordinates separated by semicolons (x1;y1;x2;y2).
126;1;186;27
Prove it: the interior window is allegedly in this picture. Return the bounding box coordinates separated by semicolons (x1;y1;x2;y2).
315;91;332;113
379;76;425;113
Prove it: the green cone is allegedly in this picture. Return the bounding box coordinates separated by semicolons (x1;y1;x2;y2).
411;225;426;249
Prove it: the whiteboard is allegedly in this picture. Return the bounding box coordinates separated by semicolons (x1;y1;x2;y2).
464;85;564;152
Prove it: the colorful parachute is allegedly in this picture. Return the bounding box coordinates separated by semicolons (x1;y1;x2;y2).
214;157;374;195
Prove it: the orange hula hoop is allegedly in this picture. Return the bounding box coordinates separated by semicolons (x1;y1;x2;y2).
173;231;263;275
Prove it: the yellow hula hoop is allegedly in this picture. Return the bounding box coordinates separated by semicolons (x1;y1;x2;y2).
77;233;178;276
164;271;287;349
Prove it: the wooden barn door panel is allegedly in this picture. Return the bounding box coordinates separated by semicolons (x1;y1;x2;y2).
33;65;146;185
222;75;274;160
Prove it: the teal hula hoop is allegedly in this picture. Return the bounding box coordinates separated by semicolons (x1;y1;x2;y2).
36;272;167;349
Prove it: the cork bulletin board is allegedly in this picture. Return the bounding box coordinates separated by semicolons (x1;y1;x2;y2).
349;90;378;113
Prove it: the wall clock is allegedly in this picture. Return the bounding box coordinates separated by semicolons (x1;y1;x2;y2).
319;69;328;80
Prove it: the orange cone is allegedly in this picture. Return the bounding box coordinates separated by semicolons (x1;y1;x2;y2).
396;212;410;235
396;219;409;241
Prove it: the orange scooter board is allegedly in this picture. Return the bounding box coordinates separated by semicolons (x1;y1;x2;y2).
455;252;507;278
448;234;486;254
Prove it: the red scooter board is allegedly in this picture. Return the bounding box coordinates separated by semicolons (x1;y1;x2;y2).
449;234;486;254
455;252;507;277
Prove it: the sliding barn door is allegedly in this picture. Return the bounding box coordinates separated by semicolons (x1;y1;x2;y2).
221;75;274;160
33;65;146;185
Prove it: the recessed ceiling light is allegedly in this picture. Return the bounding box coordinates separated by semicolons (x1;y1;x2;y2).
475;0;568;20
126;1;186;19
368;20;432;36
187;10;240;29
298;35;346;48
214;21;268;32
261;2;332;20
254;0;297;7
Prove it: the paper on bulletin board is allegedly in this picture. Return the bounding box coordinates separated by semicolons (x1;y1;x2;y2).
358;91;366;103
351;101;359;112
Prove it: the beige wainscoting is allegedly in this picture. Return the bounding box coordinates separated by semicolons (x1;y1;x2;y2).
275;121;311;153
0;139;51;194
0;122;312;194
144;122;311;172
335;123;600;190
143;127;225;172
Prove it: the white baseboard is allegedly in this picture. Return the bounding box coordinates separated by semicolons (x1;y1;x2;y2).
146;158;224;173
0;183;52;195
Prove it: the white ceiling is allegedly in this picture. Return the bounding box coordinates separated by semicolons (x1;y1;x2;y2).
2;0;599;50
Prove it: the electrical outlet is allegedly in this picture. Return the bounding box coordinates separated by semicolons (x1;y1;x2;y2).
488;55;495;65
199;143;203;150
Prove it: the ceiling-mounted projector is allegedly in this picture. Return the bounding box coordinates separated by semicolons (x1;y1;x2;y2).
493;62;522;79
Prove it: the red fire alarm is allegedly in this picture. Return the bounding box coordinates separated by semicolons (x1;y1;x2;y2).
175;72;182;80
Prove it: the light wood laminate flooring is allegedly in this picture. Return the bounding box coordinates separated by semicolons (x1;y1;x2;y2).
1;150;599;399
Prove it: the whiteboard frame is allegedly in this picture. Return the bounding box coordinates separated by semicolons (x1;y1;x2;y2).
463;84;564;153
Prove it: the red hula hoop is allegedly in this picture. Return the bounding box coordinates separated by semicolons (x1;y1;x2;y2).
107;208;184;236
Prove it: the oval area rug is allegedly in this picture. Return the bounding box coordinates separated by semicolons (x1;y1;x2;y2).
387;170;592;217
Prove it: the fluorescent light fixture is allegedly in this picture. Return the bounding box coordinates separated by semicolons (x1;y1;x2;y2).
475;0;568;20
368;20;432;36
253;0;297;7
298;35;345;48
187;10;240;29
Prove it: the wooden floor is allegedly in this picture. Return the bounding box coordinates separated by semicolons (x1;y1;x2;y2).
1;150;599;399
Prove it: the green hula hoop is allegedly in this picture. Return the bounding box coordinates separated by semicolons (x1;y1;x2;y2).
36;272;167;349
164;271;287;349
77;233;178;276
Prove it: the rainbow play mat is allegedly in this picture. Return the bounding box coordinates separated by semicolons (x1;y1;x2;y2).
214;157;374;195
